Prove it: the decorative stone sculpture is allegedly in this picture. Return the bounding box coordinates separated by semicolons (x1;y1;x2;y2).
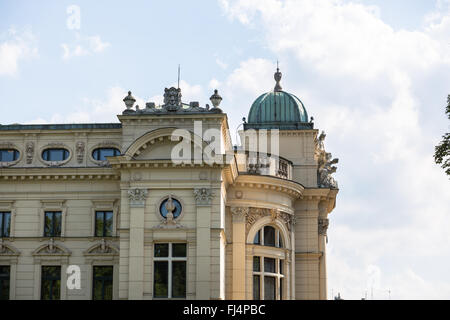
193;188;214;206
76;141;85;164
127;188;148;207
26;141;34;164
315;131;339;189
164;87;182;111
122;87;223;114
318;218;329;236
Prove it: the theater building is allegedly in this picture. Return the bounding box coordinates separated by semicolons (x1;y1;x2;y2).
0;69;339;300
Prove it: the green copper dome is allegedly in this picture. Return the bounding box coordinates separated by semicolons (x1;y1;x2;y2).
244;67;313;130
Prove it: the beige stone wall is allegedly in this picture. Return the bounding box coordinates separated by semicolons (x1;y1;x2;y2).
0;112;337;300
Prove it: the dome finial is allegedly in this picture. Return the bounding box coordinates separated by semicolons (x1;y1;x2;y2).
274;60;282;92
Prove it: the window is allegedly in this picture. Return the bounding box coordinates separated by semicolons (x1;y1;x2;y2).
0;212;11;238
253;226;283;248
41;266;61;300
0;266;10;300
253;256;285;300
44;211;62;237
92;148;120;161
252;225;285;300
42;149;69;162
153;243;187;299
95;211;113;237
92;266;113;300
0;149;19;162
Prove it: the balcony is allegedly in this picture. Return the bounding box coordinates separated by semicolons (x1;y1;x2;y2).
239;153;293;180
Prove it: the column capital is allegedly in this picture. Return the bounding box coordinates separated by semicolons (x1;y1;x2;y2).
128;188;148;207
193;188;214;206
231;207;249;222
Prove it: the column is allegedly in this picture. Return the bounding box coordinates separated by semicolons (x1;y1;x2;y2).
127;188;148;300
230;207;248;300
194;188;213;299
318;201;329;300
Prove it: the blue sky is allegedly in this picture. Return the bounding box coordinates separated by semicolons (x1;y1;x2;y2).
1;0;450;299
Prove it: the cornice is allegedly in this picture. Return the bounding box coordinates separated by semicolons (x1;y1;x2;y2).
0;167;120;181
232;174;304;198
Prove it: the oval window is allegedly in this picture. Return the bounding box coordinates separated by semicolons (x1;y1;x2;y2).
0;149;20;162
159;197;182;219
92;148;120;161
42;148;69;162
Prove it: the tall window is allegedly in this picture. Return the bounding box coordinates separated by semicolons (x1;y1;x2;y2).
92;266;113;300
95;211;113;237
252;225;285;300
0;266;10;300
0;212;11;238
41;266;61;300
44;212;62;237
153;243;187;299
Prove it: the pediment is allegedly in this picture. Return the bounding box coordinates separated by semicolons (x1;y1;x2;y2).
32;240;71;257
125;128;206;161
84;240;119;256
0;242;21;256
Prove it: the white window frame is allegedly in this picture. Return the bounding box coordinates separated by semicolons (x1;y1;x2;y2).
153;242;187;299
252;255;285;300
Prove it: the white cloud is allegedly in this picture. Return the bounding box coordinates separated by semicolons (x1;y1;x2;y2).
0;27;38;76
61;33;110;60
218;0;450;299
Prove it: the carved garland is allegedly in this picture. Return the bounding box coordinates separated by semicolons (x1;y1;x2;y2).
232;207;295;234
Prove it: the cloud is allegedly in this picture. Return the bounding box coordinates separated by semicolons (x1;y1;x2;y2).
61;33;110;60
25;80;206;124
0;27;38;76
218;0;450;299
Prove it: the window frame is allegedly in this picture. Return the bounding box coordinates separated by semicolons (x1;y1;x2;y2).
39;201;67;238
153;242;187;299
42;148;69;162
0;149;20;162
92;265;114;300
0;212;11;238
40;265;61;300
0;265;10;300
92;148;121;161
43;211;63;237
253;225;283;248
252;255;285;300
94;211;114;237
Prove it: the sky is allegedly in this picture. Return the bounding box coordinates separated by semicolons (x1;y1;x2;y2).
1;0;450;299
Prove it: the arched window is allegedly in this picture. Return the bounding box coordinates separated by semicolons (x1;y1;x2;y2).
252;225;285;300
92;148;120;161
42;149;69;162
0;149;19;162
253;226;283;248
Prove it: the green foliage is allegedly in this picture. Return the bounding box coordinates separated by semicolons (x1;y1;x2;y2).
434;95;450;176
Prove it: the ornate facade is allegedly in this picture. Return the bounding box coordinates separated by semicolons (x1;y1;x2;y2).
0;69;338;300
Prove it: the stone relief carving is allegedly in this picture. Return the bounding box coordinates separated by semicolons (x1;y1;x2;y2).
318;218;329;236
230;207;249;223
315;131;339;189
127;188;148;207
76;141;85;164
246;208;295;233
193;188;214;206
155;195;183;229
26;141;34;164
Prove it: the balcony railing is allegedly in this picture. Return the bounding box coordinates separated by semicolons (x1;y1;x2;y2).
244;153;292;180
